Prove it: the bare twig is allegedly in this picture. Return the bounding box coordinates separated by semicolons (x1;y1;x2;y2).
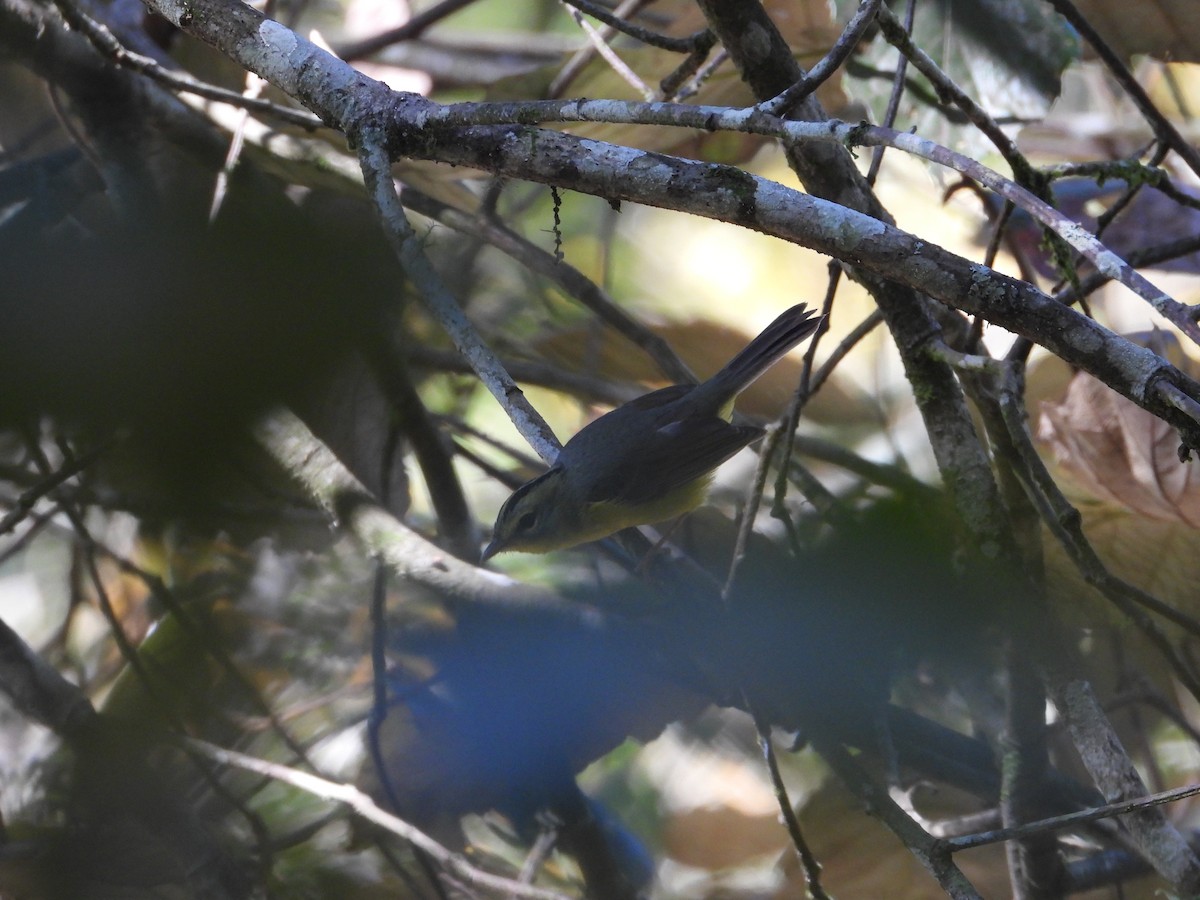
560;0;709;54
48;0;321;128
566;5;654;101
363;330;481;560
788;434;935;498
659;34;720;100
815;737;983;899
186;738;573;900
407;344;635;408
335;0;478;61
772;262;838;517
398;186;698;385
947;780;1200;853
806;309;883;399
0;440;108;536
723;423;784;599
748;704;832;900
208;70;266;220
758;0;882;118
865;0;914;185
549;0;647;98
357;137;560;464
1042;0;1200;182
873;3;1027;176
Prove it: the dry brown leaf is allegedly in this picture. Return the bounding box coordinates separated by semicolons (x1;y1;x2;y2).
1076;0;1200;62
661;805;786;870
1035;349;1200;687
1037;341;1200;528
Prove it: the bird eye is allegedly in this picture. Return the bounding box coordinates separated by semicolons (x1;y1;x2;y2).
516;510;537;532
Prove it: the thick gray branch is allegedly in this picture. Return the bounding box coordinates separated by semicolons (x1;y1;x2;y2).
129;0;1200;451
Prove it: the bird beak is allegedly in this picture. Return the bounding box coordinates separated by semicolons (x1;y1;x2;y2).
480;540;501;562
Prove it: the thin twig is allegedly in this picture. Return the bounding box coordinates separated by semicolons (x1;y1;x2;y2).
995;382;1200;699
186;738;573;900
49;0;322;128
658;34;719;100
367;565;396;815
566;5;654;101
365;560;447;898
1053;233;1200;307
748;703;831;900
399;186;698;385
759;0;882;117
357;137;560;463
208;70;266;221
672;48;728;103
560;0;709;53
865;0;914;184
814;737;983;898
806;308;883;398
772;262;838;518
722;424;783;599
874;3;1027;179
363;329;481;560
947;781;1200;853
548;0;649;98
1042;0;1200;182
0;440;108;536
982;200;1016;271
789;434;935;498
336;0;478;60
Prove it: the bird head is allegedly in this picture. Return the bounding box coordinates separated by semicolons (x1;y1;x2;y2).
482;467;577;559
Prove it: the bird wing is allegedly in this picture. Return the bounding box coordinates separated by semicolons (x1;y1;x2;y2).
619;383;693;411
585;416;764;507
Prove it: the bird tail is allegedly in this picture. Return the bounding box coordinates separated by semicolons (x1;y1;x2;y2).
690;304;822;410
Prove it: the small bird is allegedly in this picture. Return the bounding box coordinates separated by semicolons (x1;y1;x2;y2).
482;304;822;558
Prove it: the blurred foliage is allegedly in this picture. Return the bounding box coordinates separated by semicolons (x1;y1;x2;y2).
841;0;1079;154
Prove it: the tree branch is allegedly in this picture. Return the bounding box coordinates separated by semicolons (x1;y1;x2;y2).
127;0;1200;452
357;137;561;465
187;737;574;900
